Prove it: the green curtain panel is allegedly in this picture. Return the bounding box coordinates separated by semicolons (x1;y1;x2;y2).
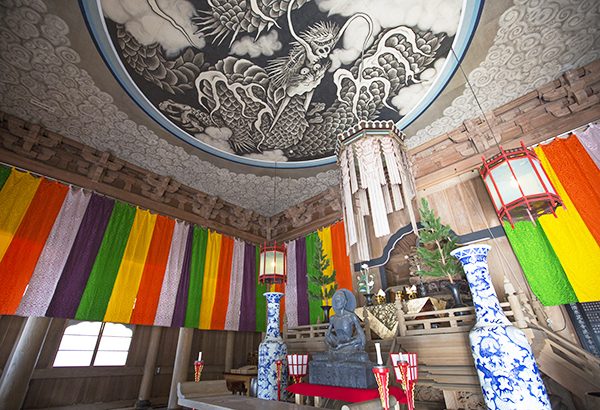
0;165;10;190
504;221;577;305
255;245;267;332
305;232;323;323
184;226;208;327
75;202;136;321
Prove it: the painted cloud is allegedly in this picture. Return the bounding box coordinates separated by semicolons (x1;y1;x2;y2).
101;0;205;54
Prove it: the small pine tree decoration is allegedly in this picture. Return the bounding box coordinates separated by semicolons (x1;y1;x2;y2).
416;198;462;283
308;235;337;305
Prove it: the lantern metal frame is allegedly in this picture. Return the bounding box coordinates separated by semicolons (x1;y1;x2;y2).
480;141;563;227
286;353;309;384
258;240;287;285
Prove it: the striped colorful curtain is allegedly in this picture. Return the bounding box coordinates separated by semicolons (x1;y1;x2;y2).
284;221;354;326
0;165;355;330
0;166;263;330
504;131;600;305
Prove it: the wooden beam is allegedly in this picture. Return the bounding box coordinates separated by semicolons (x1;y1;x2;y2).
411;60;600;190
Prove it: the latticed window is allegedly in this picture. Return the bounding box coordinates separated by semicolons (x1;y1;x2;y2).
53;321;133;367
567;302;600;357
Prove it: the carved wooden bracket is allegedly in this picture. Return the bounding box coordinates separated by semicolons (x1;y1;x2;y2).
410;59;600;189
0;112;267;242
271;187;342;242
1;60;597;244
0;112;339;243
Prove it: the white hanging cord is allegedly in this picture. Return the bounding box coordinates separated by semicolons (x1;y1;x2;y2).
449;47;540;302
450;47;502;154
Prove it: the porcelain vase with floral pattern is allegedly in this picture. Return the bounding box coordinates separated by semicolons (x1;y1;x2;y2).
451;245;550;410
258;292;288;400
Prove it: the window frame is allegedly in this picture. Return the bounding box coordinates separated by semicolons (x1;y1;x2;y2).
53;320;134;368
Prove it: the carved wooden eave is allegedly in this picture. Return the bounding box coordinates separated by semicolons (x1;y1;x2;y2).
0;111;345;244
410;59;600;189
2;61;597;244
0;112;268;243
270;186;342;243
268;60;600;244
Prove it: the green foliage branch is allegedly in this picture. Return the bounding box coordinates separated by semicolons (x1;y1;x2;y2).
416;198;462;283
308;235;338;304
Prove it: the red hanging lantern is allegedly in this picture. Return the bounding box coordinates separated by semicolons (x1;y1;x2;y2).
259;241;287;285
480;141;563;227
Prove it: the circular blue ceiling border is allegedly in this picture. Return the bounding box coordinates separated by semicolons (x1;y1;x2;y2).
80;0;483;169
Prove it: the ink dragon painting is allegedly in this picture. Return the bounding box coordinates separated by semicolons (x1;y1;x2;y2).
86;0;482;166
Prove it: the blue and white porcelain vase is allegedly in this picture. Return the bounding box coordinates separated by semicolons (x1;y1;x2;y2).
258;292;287;400
451;245;550;410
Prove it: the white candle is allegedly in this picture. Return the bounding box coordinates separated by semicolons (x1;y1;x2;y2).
375;342;383;365
198;352;202;361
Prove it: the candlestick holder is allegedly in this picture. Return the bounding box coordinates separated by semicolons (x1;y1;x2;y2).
372;365;390;410
194;360;204;383
390;352;418;410
399;362;415;410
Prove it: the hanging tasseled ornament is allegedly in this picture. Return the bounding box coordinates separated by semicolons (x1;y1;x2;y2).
337;121;418;262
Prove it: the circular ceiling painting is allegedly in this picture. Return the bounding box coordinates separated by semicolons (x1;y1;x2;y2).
83;0;482;168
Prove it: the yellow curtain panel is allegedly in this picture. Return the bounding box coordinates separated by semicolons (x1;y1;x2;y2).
104;209;157;323
0;171;40;261
199;230;222;329
535;147;600;302
317;226;335;307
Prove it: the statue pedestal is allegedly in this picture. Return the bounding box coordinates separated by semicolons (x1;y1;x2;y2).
309;351;377;389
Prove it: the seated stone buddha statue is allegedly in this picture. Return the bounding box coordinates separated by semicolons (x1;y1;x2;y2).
309;289;376;388
325;289;366;352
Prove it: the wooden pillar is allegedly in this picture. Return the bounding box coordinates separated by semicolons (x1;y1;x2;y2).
504;278;527;329
362;305;372;342
442;390;459;409
224;331;235;372
167;327;194;409
395;299;407;337
0;317;51;410
135;326;163;409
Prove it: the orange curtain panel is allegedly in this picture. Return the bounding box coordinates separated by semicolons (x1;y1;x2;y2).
0;179;67;314
541;135;600;245
534;146;600;302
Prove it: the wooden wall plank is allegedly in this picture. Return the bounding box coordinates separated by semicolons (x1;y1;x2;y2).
0;315;262;409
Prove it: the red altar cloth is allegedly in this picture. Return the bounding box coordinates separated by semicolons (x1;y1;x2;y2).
286;382;407;404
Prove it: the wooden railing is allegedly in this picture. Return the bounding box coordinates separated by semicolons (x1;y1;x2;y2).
398;302;515;336
281;293;600;406
284;323;330;353
285;323;330;341
284;302;517;344
532;323;600;398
